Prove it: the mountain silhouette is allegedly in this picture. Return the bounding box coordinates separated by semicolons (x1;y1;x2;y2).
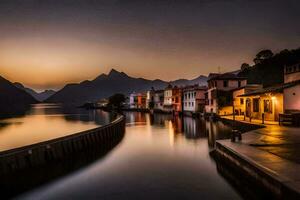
14;82;56;102
46;69;207;105
0;76;37;115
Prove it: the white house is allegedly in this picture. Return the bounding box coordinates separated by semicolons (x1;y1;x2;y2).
129;92;146;109
183;85;207;114
163;84;173;112
283;63;300;113
154;90;164;111
146;87;155;109
205;73;247;114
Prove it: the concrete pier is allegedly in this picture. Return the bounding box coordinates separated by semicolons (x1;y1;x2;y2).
214;129;300;199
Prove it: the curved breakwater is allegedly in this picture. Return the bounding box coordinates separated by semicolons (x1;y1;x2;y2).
0;115;125;174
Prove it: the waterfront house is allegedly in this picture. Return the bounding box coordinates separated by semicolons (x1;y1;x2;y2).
238;85;284;122
171;86;182;113
154;90;164;111
146;87;155;109
163;84;173;112
205;73;247;115
283;63;300;113
129;92;147;109
232;84;263;115
235;63;300;122
183;85;207;114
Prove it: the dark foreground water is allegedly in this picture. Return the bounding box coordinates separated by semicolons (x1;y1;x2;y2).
14;108;244;199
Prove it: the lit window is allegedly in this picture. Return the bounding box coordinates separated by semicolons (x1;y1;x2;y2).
264;100;272;113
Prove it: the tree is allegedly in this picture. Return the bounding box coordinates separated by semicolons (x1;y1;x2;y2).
240;63;250;70
253;49;274;64
108;93;125;109
148;101;154;109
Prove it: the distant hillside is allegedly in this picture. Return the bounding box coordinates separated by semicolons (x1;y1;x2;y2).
238;48;300;87
46;69;208;105
0;76;37;115
14;82;56;102
170;75;208;87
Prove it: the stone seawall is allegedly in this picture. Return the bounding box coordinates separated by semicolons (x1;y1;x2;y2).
213;141;300;199
0;115;125;175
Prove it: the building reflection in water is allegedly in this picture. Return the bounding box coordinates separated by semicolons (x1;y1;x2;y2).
124;112;233;148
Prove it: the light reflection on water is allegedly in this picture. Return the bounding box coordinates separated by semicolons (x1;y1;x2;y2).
20;111;242;200
0;104;111;152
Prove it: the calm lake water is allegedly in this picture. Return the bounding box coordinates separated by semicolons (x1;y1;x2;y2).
13;105;243;199
0;104;112;152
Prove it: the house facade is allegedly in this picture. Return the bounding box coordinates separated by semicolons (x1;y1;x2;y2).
171;86;182;113
183;85;207;114
205;73;247;115
283;63;300;113
154;90;164;111
129;92;147;109
238;86;284;122
146;87;155;109
163;84;173;112
232;84;263;115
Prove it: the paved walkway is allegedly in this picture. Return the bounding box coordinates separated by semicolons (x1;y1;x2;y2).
217;123;300;196
222;115;279;125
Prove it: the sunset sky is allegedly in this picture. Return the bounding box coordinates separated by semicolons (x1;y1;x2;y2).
0;0;299;91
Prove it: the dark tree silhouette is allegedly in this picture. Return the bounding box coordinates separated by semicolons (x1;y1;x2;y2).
253;49;274;64
108;93;125;109
239;47;300;87
240;63;250;70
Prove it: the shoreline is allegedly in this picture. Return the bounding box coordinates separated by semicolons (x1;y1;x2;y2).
212;117;300;199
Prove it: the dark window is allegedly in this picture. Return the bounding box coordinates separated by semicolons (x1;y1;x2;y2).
175;97;179;103
223;80;228;87
264;100;272;113
240;98;244;105
210;99;214;105
253;98;259;112
238;81;241;87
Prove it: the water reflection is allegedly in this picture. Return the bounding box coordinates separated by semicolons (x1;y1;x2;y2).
124;112;233;148
21;111;241;200
0;104;112;152
1;127;125;199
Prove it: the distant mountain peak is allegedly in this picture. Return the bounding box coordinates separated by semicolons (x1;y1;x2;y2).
109;68;119;75
13;82;56;102
46;69;208;105
108;68;128;78
14;82;25;89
